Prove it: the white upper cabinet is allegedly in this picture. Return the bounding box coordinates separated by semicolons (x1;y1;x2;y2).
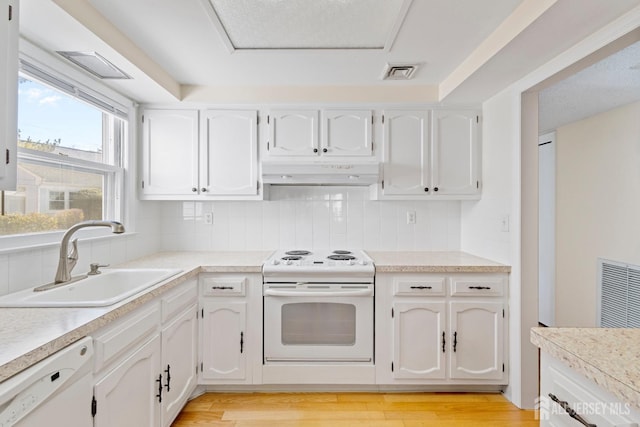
140;108;260;200
200;110;258;196
141;109;199;197
0;0;18;191
267;110;318;157
266;109;374;159
379;109;480;199
321;110;373;157
382;110;430;195
431;110;480;195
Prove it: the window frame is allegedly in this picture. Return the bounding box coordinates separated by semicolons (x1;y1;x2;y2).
0;47;129;244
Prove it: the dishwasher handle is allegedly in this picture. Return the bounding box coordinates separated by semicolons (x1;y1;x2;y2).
264;289;373;297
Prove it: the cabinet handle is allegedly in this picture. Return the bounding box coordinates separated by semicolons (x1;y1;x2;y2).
469;286;492;290
442;331;445;353
548;393;597;427
191;187;197;192
434;187;439;192
424;187;429;192
323;148;328;153
240;331;244;354
313;148;318;153
453;331;457;352
410;285;432;290
164;364;171;392
211;286;233;290
156;374;163;403
201;188;207;192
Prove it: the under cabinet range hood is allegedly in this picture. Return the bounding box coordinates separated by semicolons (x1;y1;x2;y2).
261;162;380;185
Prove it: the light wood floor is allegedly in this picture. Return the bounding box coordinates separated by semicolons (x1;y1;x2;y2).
171;392;540;426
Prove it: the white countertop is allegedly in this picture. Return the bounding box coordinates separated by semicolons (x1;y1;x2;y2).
0;250;508;383
0;251;271;383
368;251;511;273
531;327;640;410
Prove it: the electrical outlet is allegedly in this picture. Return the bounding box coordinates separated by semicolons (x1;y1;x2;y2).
406;211;416;224
204;212;213;225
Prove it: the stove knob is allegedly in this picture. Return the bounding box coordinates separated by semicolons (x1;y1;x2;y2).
359;260;367;265
349;260;355;265
285;259;292;265
271;259;279;265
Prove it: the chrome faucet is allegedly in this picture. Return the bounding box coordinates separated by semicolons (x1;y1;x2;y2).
53;220;125;284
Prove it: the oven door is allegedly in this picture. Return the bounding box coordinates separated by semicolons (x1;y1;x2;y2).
263;284;373;363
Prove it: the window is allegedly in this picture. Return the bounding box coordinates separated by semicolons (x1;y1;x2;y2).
0;66;126;236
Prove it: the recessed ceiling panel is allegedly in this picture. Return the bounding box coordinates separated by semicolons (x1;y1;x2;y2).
207;0;408;49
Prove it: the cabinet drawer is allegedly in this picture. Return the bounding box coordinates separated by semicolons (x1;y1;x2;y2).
93;302;160;373
542;354;640;426
393;276;446;296
162;279;197;323
450;276;505;297
201;276;246;296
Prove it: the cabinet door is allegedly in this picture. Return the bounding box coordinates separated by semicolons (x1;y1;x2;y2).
0;0;18;191
161;305;198;427
141;109;199;196
431;110;479;195
448;301;504;380
268;110;318;156
94;334;161;427
200;301;247;381
392;302;446;379
321;110;373;157
200;110;258;195
382;110;430;195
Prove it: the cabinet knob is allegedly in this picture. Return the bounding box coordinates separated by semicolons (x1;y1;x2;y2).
434;187;439;192
424;187;429;192
323;148;328;153
201;188;207;192
191;187;197;192
313;148;318;153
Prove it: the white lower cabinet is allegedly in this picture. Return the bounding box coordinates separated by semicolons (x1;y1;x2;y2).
393;301;446;379
160;304;198;427
540;352;640;427
92;279;198;427
200;301;247;381
94;334;162;427
198;273;262;385
448;301;504;380
379;273;507;385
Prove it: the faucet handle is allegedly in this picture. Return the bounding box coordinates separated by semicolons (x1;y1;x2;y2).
89;263;109;275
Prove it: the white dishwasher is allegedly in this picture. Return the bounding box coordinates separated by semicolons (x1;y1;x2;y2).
0;337;94;427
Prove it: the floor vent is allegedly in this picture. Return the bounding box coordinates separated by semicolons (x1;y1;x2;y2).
599;259;640;327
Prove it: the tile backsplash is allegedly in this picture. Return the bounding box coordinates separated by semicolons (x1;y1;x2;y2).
159;187;462;252
0;187;462;296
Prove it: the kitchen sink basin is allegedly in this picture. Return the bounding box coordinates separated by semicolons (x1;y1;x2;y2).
0;268;183;308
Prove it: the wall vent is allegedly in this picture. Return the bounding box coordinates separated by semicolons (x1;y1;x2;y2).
598;259;640;327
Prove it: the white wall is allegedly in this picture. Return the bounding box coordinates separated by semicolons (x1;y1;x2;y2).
158;186;462;251
556;101;640;327
461;4;640;410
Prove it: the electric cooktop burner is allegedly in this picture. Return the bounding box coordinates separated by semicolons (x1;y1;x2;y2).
281;255;302;261
332;250;352;255
285;250;311;256
327;254;356;261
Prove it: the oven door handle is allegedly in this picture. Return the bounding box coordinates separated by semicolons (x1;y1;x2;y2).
264;289;373;297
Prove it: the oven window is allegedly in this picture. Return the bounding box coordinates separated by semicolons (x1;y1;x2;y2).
281;303;356;345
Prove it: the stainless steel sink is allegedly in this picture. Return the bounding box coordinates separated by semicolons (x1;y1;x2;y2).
0;268;182;308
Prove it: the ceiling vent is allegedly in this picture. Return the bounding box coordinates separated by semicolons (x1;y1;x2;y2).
382;63;419;80
56;51;131;80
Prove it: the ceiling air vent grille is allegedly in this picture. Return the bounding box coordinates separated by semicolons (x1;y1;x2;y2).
382;63;419;80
